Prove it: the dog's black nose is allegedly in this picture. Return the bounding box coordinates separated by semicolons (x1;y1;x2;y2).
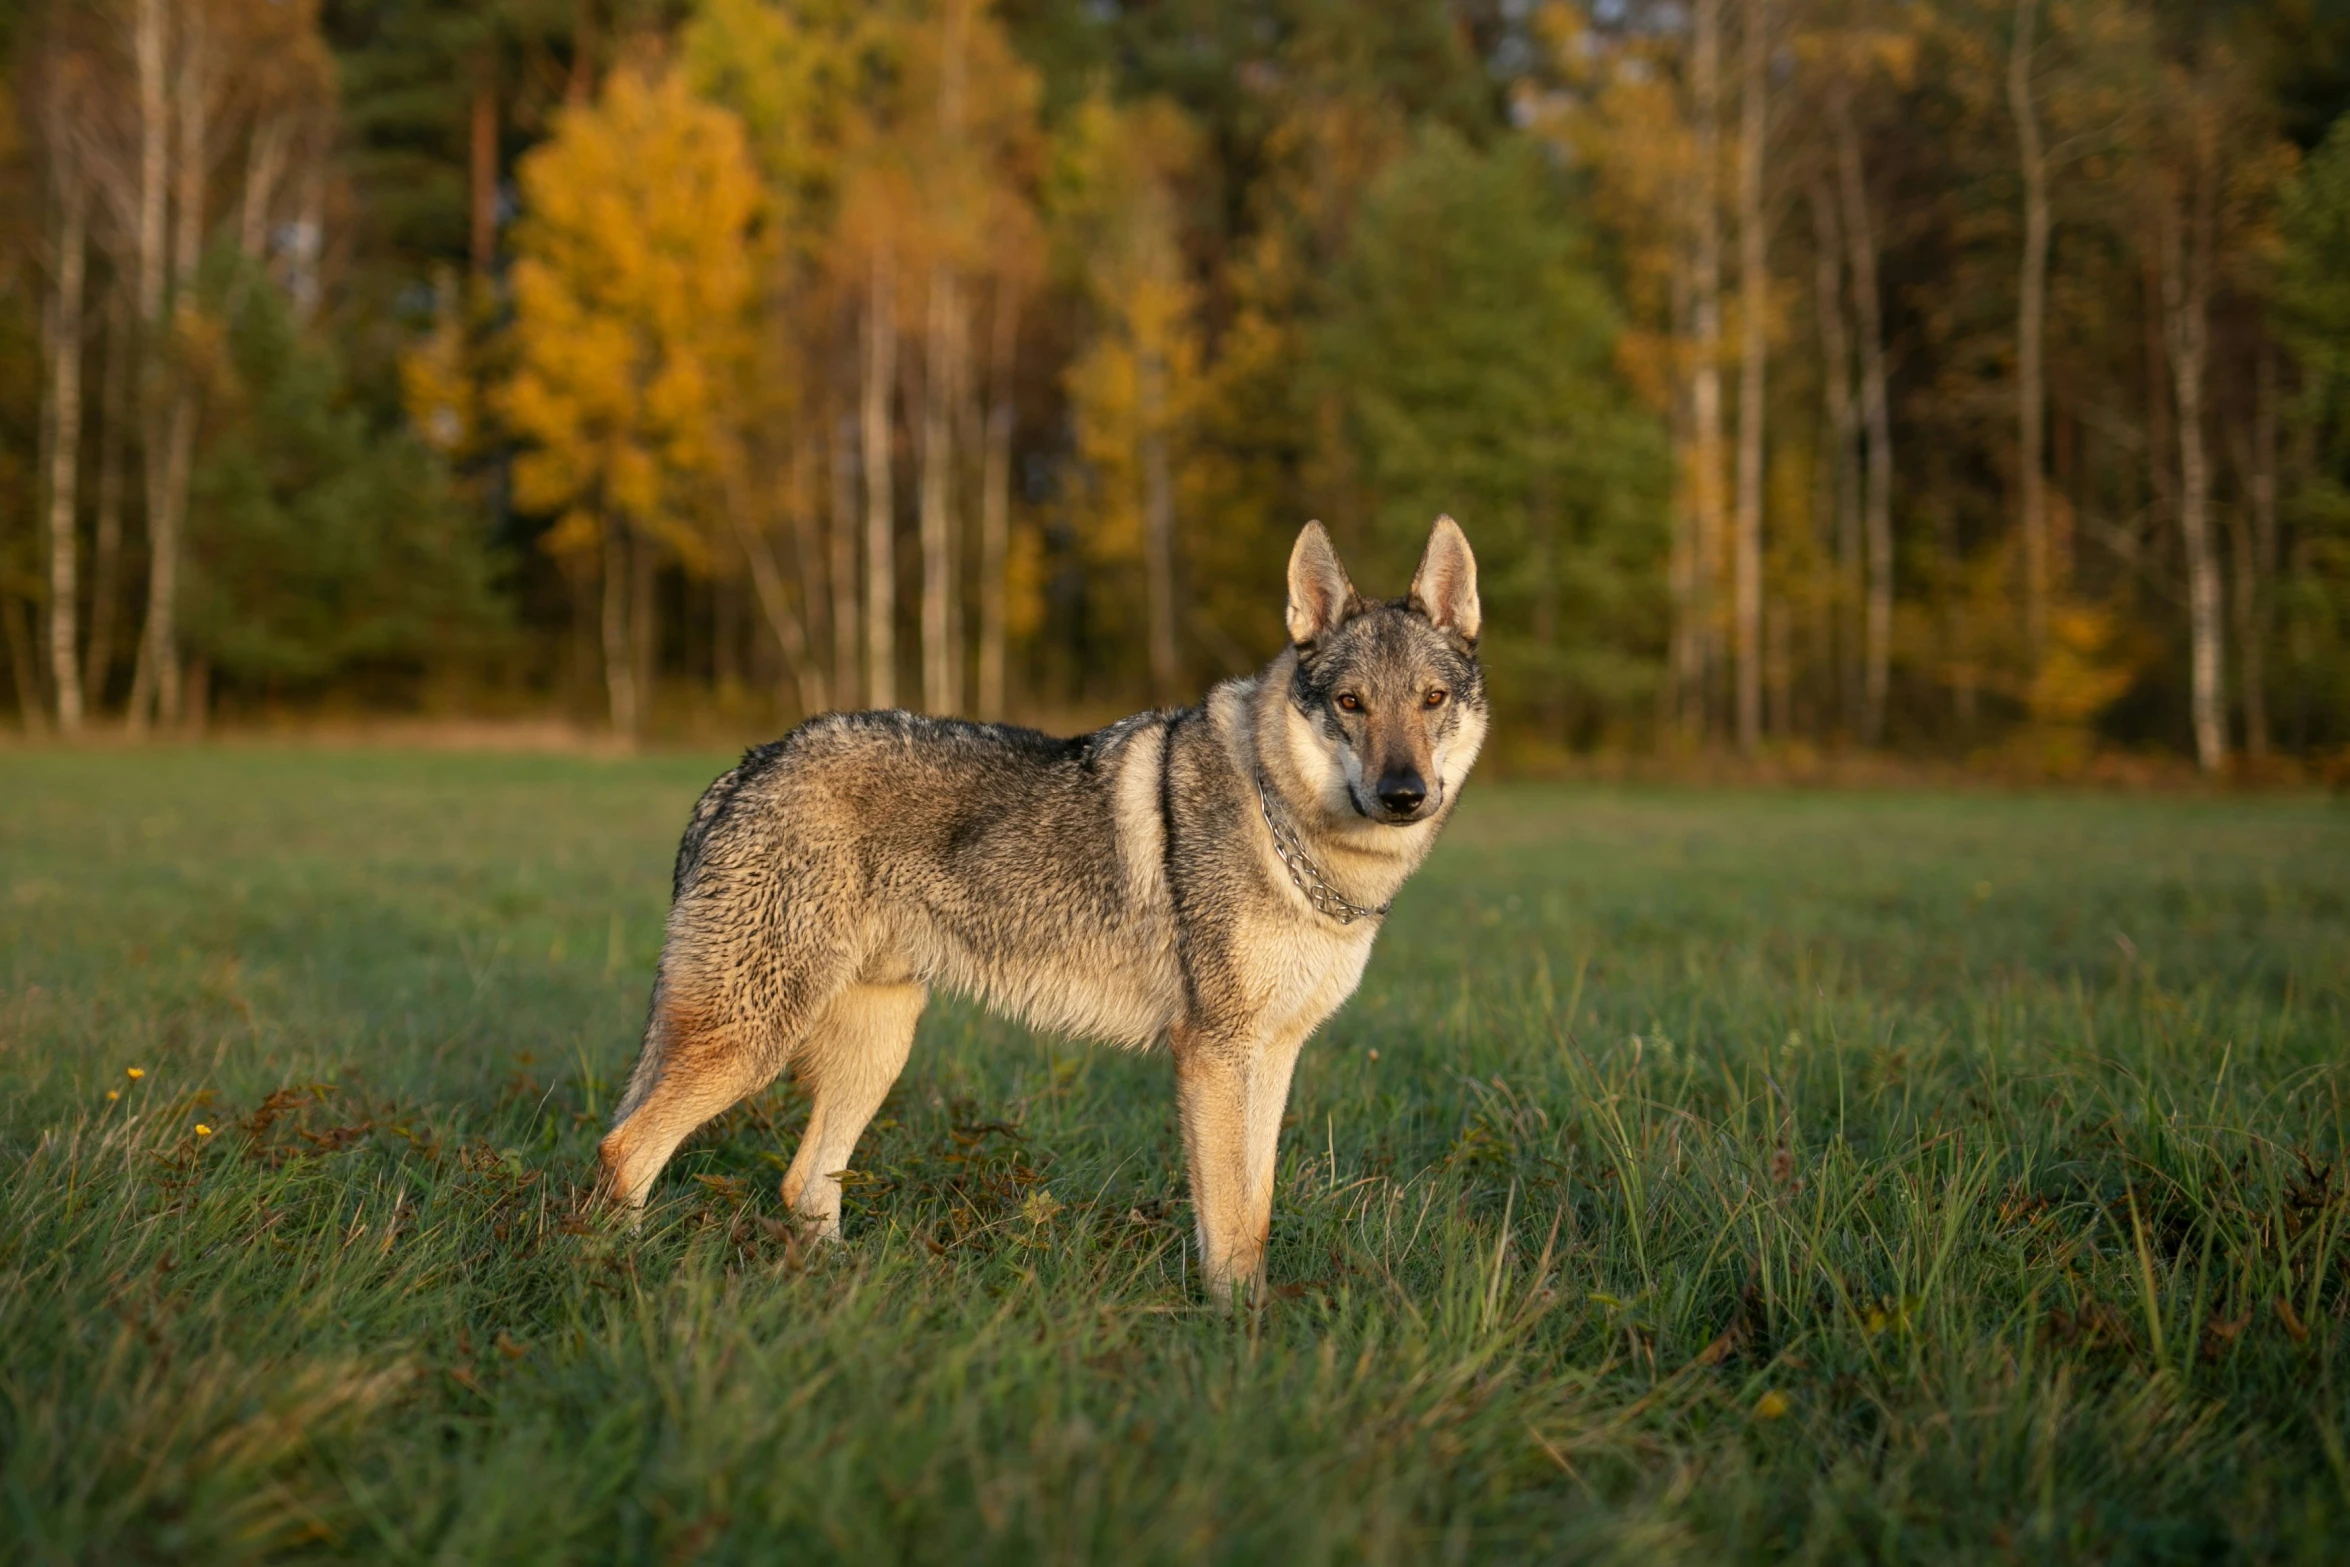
1376;772;1426;815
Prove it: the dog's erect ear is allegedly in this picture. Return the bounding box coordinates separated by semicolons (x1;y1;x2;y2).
1407;515;1481;643
1285;520;1359;645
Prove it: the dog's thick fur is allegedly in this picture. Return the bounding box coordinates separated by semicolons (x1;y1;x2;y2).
598;517;1487;1297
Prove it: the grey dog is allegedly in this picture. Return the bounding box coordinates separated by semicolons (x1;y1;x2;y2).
598;516;1487;1298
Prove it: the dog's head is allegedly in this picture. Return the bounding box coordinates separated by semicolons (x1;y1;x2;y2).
1280;516;1487;826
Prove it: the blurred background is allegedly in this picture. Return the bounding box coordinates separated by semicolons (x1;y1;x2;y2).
1;0;2346;773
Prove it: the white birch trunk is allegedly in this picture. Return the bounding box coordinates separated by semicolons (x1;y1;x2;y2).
2159;133;2225;774
125;0;170;733
830;410;861;705
1689;0;1726;740
131;0;211;731
863;251;898;709
1664;247;1698;742
45;157;90;734
919;267;960;714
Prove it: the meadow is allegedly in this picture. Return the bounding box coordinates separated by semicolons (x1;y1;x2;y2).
2;748;2346;1563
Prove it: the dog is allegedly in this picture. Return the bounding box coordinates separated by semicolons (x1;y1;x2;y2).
596;516;1487;1299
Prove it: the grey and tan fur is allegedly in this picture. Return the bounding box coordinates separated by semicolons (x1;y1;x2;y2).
597;516;1487;1298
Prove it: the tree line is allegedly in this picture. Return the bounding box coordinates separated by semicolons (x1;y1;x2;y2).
2;0;2346;769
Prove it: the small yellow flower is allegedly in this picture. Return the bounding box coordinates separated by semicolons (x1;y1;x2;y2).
194;1123;213;1138
106;1089;120;1102
125;1067;145;1080
1754;1389;1790;1421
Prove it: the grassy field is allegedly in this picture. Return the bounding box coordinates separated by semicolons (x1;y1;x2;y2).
2;749;2347;1563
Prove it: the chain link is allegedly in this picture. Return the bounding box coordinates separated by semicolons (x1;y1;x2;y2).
1255;773;1390;926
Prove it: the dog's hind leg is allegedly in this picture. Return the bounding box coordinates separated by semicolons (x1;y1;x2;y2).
776;982;926;1238
595;989;779;1210
597;930;854;1211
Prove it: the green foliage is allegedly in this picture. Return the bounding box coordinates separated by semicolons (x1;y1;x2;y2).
186;256;505;695
5;754;2347;1559
2273;111;2350;748
328;0;507;264
2278;117;2350;453
1318;130;1670;743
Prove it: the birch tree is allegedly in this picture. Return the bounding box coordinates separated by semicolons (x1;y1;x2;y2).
2134;39;2285;774
121;0;170;730
2154;112;2223;774
915;1;971;715
1690;0;1727;738
40;54;90;732
860;242;898;708
685;0;897;712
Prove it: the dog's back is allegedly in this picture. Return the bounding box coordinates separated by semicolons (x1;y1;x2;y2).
671;708;1185;1047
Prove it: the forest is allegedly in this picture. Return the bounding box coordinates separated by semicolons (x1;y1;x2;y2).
3;0;2348;771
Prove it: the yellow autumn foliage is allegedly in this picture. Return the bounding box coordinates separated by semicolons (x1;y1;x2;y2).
2026;604;2139;728
1058;91;1203;571
499;63;762;568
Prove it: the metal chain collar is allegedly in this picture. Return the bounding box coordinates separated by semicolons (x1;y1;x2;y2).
1255;772;1390;926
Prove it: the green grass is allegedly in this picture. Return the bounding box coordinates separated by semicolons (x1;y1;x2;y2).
4;750;2348;1563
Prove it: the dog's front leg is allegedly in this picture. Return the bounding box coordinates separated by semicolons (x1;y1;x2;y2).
1172;1025;1278;1305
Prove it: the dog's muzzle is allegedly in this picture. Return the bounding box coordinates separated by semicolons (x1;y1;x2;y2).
1364;768;1435;825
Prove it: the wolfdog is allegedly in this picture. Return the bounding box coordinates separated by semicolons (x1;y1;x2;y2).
597;516;1487;1298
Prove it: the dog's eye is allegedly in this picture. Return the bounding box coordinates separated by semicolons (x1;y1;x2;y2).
1335;693;1361;713
1424;689;1447;708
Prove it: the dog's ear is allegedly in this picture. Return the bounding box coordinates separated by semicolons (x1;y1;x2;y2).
1285;521;1360;646
1407;515;1480;643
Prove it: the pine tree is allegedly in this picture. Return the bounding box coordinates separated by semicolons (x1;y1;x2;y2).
1316;128;1669;746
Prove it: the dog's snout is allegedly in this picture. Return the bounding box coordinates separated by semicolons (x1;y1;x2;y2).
1376;771;1426;815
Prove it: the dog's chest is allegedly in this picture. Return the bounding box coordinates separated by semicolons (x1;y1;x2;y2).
1235;910;1380;1039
